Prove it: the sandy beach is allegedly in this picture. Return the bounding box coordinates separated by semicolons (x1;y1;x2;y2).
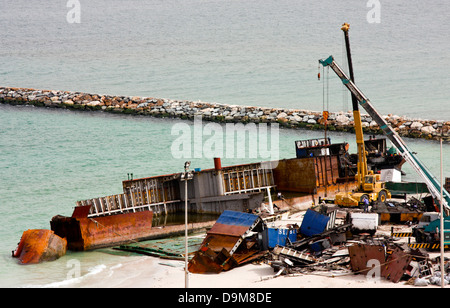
67;252;438;289
63;211;449;290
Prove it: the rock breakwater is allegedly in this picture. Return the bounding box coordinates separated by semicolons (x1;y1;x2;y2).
1;86;448;141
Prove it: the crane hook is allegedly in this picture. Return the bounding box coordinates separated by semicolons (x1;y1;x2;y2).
317;62;321;80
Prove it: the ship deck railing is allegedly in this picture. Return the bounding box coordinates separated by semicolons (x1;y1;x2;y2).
77;193;180;218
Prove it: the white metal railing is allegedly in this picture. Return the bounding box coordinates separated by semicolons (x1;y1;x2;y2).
222;167;274;195
77;193;180;218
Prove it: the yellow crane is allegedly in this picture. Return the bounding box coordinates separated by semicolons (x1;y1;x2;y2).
332;23;391;207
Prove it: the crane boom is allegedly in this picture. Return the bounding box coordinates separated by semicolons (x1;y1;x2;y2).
319;55;450;213
341;23;368;189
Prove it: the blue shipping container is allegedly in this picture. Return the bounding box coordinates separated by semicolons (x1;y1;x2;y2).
267;228;298;248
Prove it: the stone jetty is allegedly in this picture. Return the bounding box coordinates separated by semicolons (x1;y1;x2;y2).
1;86;448;141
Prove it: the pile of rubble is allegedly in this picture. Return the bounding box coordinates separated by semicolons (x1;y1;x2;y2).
185;208;448;287
114;206;448;287
264;209;449;286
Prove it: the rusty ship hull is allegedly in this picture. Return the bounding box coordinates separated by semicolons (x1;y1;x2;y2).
51;205;155;251
49;137;401;252
50;207;217;251
12;229;67;264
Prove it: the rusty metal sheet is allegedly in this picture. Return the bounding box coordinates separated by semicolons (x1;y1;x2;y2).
201;234;241;252
314;156;340;187
71;205;91;218
188;246;263;274
51;210;154;251
382;247;412;283
348;243;385;275
273;158;316;193
207;210;260;237
188;247;226;274
188;210;264;273
200;211;261;253
349;244;413;282
208;224;250;237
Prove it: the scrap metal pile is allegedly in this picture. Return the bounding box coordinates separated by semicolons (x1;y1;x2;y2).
188;209;450;286
188;210;269;274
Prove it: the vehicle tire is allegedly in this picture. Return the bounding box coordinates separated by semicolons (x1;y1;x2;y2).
378;190;387;203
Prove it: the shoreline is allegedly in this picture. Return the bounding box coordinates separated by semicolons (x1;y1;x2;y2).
1;86;448;142
52;215;444;289
61;254;419;289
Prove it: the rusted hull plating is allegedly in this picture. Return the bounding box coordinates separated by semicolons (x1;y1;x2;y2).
51;205;154;251
348;243;412;283
188;210;266;274
12;229;67;264
348;243;385;275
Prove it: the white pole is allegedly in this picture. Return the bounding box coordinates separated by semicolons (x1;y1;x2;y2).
440;136;444;288
182;161;191;288
266;187;274;215
185;175;189;288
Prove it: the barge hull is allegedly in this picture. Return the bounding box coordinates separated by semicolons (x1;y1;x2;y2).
51;206;216;251
51;205;154;251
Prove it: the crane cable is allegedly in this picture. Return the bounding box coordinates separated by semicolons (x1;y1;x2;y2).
319;63;330;112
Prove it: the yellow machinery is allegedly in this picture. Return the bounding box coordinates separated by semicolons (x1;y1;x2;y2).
320;23;449;219
332;24;391;207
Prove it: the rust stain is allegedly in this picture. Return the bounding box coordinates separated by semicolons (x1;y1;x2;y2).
188;210;264;274
12;229;67;264
51;209;154;251
382;247;412;283
348;243;385;275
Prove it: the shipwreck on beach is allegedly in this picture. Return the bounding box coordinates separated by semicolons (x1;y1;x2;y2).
11;130;445;267
12;24;449;280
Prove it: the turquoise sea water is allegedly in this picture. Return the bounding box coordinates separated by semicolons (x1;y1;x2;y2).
0;0;449;287
0;104;448;287
1;0;449;118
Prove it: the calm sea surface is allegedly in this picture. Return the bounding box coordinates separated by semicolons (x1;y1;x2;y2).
0;0;449;287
